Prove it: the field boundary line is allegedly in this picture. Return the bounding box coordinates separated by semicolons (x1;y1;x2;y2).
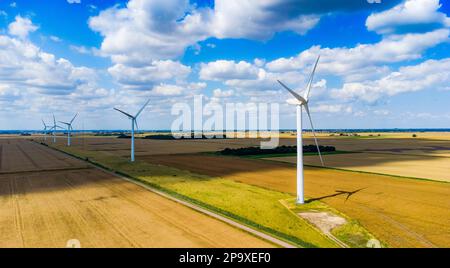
0;166;93;176
303;164;449;184
39;142;297;248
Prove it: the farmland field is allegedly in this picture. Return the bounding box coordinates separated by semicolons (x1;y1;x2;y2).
0;139;274;248
50;134;450;248
140;153;450;248
271;152;450;182
54;134;450;181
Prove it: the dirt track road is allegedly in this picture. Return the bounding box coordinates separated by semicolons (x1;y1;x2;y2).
0;140;273;248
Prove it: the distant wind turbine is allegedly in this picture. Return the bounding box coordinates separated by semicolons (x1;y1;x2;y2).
277;55;324;204
51;114;64;143
42;119;50;141
59;113;78;146
114;99;150;162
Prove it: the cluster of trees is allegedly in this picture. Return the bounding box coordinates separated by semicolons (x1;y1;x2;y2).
220;145;336;156
143;134;176;140
95;132;123;136
117;133;131;139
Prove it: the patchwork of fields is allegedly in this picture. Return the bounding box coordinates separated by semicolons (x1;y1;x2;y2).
54;134;450;181
3;133;449;248
0;139;273;248
45;134;450;248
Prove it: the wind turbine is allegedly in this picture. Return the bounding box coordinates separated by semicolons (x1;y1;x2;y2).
277;55;324;204
114;99;150;162
51;114;64;143
42;119;49;142
59;113;78;146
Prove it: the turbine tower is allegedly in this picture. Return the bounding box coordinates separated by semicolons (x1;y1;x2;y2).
277;55;324;204
59;113;78;146
114;99;150;162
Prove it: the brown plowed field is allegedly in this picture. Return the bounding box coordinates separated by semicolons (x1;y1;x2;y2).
0;139;272;248
142;153;450;248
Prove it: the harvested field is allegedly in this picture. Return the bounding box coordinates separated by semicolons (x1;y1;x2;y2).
0;139;273;248
269;152;450;182
306;136;450;158
0;139;85;173
141;153;450;248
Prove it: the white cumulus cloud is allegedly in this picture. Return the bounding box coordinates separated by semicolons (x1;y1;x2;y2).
108;60;191;90
266;29;449;81
152;84;184;96
200;60;260;81
366;0;450;34
89;0;400;64
8;16;38;39
331;58;450;102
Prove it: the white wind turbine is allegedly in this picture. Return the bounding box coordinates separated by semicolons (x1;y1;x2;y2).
114;99;150;162
277;55;324;204
42;119;50;142
51;114;64;143
59;113;78;146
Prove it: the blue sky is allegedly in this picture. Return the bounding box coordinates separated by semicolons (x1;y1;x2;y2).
0;0;449;130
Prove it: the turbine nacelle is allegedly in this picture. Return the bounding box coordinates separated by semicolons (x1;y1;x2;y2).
277;80;308;106
286;97;307;106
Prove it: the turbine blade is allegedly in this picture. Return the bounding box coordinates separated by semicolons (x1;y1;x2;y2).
304;103;324;166
304;55;320;100
114;108;134;119
53;114;56;125
277;80;307;103
58;121;70;126
135;98;150;118
70;113;78;124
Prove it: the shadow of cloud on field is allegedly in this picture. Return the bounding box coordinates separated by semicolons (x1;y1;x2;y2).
0;139;129;197
0;166;126;197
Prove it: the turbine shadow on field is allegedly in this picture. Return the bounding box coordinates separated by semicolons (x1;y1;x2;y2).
305;188;366;203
